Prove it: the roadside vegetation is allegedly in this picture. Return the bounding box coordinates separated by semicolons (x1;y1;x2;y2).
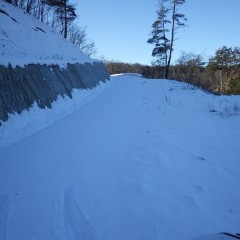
105;46;240;95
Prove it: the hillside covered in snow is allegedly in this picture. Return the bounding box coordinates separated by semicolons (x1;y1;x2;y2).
0;0;91;66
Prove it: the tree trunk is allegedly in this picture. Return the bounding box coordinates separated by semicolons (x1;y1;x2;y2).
26;0;31;13
166;1;177;79
166;2;176;79
219;70;223;92
161;0;168;79
39;0;44;22
163;22;168;78
64;0;67;39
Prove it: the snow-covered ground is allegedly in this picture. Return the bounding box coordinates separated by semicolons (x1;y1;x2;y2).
0;0;92;67
1;1;239;239
0;75;240;240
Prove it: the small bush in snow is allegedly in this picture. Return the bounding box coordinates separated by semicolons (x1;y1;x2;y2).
220;102;240;118
208;104;217;113
233;103;240;114
208;100;240;118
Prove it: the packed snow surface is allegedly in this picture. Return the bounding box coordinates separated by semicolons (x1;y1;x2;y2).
0;0;92;66
0;75;240;240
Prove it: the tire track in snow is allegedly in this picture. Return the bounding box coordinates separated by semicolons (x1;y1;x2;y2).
0;195;11;240
54;187;96;240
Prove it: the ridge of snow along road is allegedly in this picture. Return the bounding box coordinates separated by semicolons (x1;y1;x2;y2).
111;73;143;77
0;75;240;240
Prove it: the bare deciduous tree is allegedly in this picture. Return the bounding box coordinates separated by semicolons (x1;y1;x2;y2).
68;24;97;57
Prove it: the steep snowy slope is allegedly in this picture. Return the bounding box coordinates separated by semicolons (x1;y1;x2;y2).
0;75;240;240
0;0;91;66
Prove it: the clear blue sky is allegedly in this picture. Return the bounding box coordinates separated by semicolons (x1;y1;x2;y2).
75;0;240;65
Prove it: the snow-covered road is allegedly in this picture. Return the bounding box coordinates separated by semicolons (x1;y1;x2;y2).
0;75;240;240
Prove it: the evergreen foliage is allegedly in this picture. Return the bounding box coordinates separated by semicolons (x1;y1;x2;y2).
208;46;240;71
147;0;170;69
147;0;187;79
44;0;76;38
228;74;240;95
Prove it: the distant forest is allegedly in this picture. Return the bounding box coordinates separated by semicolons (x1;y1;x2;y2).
105;46;240;95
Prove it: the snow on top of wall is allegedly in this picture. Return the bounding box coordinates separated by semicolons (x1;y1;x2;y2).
111;73;143;77
0;0;92;67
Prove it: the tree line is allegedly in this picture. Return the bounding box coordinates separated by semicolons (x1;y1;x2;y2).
170;46;240;94
143;0;239;95
105;46;240;95
4;0;96;56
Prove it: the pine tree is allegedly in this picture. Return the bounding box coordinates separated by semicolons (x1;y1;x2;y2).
148;0;187;79
44;0;76;39
228;74;240;94
166;0;187;78
147;0;170;77
208;46;233;71
207;46;240;92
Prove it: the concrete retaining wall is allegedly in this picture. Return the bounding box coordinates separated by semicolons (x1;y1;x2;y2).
0;61;109;123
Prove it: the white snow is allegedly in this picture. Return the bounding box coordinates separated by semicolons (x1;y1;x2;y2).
1;1;240;239
111;73;143;77
0;0;93;67
0;75;240;240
